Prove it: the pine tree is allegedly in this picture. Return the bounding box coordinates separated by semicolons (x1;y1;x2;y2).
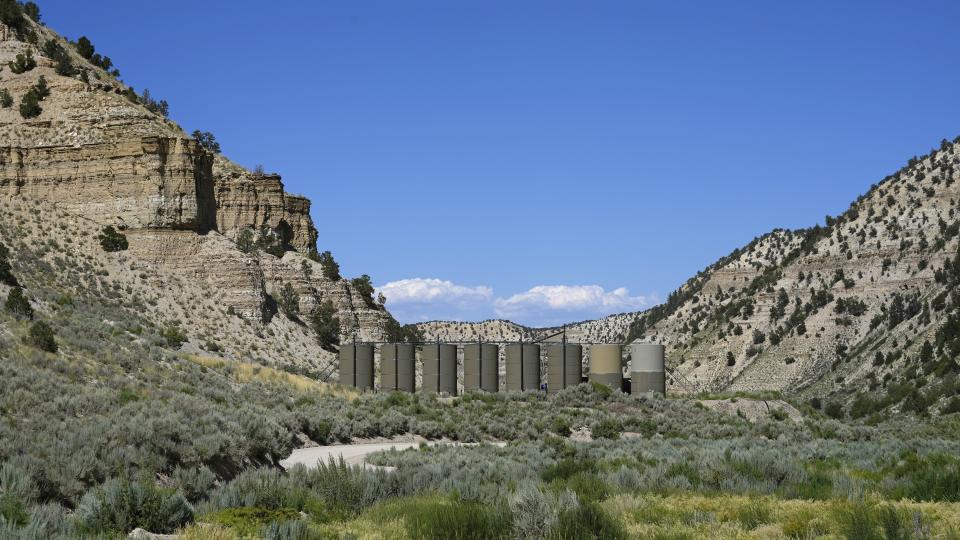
318;251;341;281
310;301;340;350
5;287;33;320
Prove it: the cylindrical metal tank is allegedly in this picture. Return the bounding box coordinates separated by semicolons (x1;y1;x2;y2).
380;343;416;392
589;344;623;389
630;343;666;395
339;343;374;391
464;343;499;392
546;344;582;394
505;344;541;392
422;343;457;395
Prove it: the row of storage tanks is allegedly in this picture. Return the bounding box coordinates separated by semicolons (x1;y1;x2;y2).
340;342;666;396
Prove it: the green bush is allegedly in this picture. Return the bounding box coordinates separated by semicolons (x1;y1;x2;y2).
162;325;188;348
206;507;300;537
592;418;622;440
552;501;627;540
191;130;221;153
317;251;340;281
0;89;12;108
277;283;299;319
22;2;39;22
350;274;376;308
0;0;25;31
404;498;510;539
309;300;340;351
74;478;193;535
98;226;128;252
25;320;56;352
589;380;613;399
8;50;36;74
5;287;33;319
18;87;41;118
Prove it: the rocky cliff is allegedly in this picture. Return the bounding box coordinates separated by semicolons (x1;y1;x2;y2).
0;14;392;372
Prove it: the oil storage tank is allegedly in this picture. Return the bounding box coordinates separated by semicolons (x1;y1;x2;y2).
630;343;666;395
339;343;374;391
546;344;582;394
464;343;499;392
589;344;622;389
506;344;540;392
381;343;416;392
422;343;457;395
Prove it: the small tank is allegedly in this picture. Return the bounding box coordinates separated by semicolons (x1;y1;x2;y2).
589;344;622;389
380;343;416;392
339;343;374;391
505;343;540;392
422;343;457;395
464;343;499;392
629;343;666;395
546;344;582;394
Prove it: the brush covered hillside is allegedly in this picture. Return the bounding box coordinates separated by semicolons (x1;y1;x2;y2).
424;138;960;418
0;3;417;377
622;136;960;417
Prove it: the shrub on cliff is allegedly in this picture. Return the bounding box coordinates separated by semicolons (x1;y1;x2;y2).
277;283;299;319
0;242;15;286
8;50;36;74
318;251;341;281
191;130;221;153
42;39;75;77
5;287;33;320
351;274;377;308
22;2;40;23
0;0;25;31
25;320;57;352
18;87;41;118
98;226;128;252
0;89;12;108
310;300;340;350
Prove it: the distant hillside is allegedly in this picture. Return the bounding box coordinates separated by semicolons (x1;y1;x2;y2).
425;137;960;418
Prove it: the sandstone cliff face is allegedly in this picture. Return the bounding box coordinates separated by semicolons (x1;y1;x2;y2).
214;160;318;252
0;15;393;374
0;137;214;230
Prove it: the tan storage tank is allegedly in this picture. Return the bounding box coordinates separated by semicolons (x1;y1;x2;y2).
339;343;374;391
589;344;622;389
464;343;499;393
422;343;457;395
381;343;416;392
630;343;666;395
505;344;540;392
546;344;582;394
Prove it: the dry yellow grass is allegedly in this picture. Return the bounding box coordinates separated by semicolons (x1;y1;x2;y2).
177;523;241;540
184;354;359;399
604;493;960;539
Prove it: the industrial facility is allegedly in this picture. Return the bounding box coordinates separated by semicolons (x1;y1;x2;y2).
340;337;667;396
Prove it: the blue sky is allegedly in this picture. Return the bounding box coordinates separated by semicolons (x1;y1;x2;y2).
40;1;960;326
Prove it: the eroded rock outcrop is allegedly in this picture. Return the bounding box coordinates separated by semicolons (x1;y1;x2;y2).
214;163;318;252
0;137;214;230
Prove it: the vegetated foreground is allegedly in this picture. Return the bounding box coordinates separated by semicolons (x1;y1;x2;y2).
2;211;960;539
0;1;960;538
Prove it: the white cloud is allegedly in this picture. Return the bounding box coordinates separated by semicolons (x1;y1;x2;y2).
494;285;650;323
377;278;493;322
378;278;652;327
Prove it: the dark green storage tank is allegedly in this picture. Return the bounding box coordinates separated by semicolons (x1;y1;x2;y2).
464;343;499;392
381;343;416;392
422;343;457;395
546;344;582;394
505;344;540;392
339;343;374;391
